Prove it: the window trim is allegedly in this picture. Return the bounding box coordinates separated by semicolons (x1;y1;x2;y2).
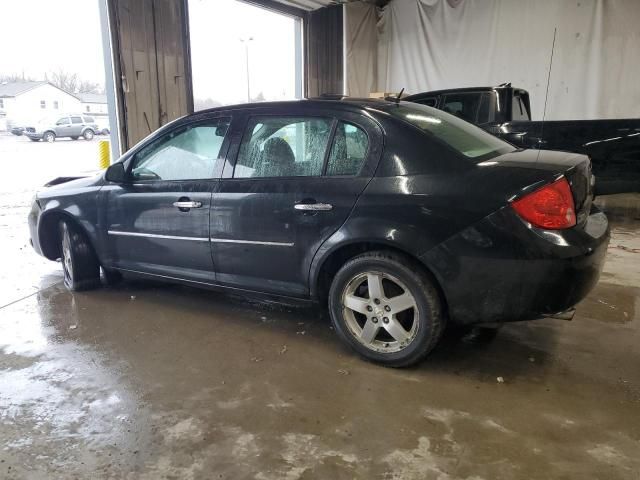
127;117;233;183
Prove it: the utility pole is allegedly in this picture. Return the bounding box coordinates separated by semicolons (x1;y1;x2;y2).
239;37;254;102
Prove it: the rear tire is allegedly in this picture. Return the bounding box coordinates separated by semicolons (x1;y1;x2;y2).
59;220;100;291
328;251;445;367
83;129;94;141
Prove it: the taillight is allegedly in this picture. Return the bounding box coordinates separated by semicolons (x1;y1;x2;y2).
511;177;576;229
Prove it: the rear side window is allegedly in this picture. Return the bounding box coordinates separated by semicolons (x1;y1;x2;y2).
71;116;82;124
234;116;332;178
131;119;230;181
442;92;496;124
326;122;368;176
387;103;514;161
418;97;437;107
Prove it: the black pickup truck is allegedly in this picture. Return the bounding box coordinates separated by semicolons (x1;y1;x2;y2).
405;86;640;195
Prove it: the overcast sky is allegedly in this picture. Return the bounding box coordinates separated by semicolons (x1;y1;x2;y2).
0;0;106;83
0;0;298;106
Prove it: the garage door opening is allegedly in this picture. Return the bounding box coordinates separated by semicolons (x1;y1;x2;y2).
188;0;304;110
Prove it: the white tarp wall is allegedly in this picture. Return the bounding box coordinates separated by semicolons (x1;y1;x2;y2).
346;0;640;120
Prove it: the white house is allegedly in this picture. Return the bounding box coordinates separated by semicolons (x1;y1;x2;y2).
75;92;108;117
0;81;82;131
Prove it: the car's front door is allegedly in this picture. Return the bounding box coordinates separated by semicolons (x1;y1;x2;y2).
210;111;382;297
54;117;71;136
104;116;231;282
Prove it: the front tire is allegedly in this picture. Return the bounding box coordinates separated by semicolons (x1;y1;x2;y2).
70;136;79;140
29;138;40;142
83;129;94;141
329;251;445;367
43;131;56;143
59;220;100;291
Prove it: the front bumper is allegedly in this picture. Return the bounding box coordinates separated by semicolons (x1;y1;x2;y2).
28;198;44;257
24;131;44;139
422;206;610;325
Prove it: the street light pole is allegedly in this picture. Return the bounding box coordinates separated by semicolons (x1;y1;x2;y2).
239;37;253;102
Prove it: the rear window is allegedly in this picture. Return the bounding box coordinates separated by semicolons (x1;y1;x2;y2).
387;103;514;161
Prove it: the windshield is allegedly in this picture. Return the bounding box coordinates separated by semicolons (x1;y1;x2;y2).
386;102;514;161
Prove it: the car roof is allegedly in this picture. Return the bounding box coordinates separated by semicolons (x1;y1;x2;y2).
189;97;401;117
405;85;529;100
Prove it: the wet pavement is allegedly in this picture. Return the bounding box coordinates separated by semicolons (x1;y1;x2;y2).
1;134;639;479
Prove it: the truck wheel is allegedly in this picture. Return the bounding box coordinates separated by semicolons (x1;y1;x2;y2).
328;251;445;367
59;220;100;291
83;129;95;141
44;131;56;143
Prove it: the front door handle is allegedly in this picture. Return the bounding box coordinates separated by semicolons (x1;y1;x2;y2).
294;203;333;212
173;201;202;209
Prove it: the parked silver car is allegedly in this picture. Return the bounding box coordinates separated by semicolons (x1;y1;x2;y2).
24;115;99;142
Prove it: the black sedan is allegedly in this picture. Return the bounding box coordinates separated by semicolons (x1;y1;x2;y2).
28;98;610;367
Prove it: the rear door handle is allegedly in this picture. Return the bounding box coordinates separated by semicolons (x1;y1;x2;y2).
294;203;333;211
173;201;202;209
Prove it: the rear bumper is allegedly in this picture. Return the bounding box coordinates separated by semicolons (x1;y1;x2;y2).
422;206;610;325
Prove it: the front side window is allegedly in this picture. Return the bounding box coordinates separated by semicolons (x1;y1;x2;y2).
234;116;332;178
83;116;95;123
131;119;230;181
326;122;368;176
56;117;70;125
387;103;514;161
71;116;82;124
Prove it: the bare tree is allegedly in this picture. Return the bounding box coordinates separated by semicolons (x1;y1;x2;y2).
47;68;104;94
0;72;35;83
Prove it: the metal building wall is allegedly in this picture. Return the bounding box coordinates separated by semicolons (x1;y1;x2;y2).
306;5;344;97
104;0;344;152
106;0;192;151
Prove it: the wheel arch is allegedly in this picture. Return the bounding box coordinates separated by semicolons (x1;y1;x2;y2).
38;210;96;261
311;239;450;318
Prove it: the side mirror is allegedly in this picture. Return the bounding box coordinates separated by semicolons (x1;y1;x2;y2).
105;162;126;183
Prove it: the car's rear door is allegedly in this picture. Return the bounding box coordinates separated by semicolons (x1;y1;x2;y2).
69;116;84;137
104;116;232;283
210;108;383;297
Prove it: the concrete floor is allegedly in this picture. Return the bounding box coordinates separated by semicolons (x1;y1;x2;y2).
1;134;639;479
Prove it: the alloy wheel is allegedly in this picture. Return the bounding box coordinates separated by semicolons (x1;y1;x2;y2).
341;271;419;353
61;226;73;287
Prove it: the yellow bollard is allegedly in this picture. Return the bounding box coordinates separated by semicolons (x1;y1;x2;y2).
98;140;110;169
